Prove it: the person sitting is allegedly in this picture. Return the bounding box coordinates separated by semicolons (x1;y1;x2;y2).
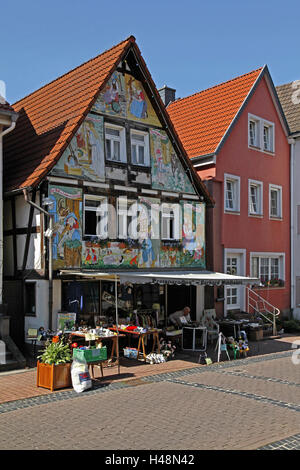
168;307;191;328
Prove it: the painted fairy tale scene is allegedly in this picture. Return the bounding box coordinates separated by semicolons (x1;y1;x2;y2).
51;114;105;182
48;185;83;269
125;74;161;127
181;201;205;267
92;71;161;127
92;71;127;117
82;240;140;269
150;129;196;194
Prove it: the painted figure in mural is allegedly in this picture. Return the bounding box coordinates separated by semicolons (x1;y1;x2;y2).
141;237;155;267
86;121;105;179
102;72;122;114
57;212;81;258
127;77;148;119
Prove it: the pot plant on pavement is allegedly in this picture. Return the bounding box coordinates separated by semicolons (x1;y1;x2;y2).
37;337;72;391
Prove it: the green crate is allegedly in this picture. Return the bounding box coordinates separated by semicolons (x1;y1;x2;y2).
73;347;107;363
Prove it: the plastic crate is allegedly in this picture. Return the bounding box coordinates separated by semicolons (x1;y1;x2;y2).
73;347;107;363
123;347;138;359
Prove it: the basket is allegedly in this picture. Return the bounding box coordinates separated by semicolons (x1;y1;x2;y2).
123;347;138;359
73;347;107;363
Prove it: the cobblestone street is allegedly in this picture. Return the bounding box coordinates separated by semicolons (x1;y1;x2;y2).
0;348;299;451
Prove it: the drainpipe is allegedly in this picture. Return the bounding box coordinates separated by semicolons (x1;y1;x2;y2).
23;189;54;330
0;119;17;308
289;138;295;315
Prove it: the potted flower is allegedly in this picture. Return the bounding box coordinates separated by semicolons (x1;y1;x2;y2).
36;338;72;391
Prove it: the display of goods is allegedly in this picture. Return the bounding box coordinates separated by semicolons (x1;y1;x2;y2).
123;347;138;359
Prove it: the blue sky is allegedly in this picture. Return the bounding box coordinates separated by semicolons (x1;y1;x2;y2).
1;0;300;104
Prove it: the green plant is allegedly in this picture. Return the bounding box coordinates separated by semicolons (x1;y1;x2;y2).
38;339;72;365
282;319;300;333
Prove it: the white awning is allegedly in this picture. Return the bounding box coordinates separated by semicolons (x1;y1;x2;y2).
59;270;259;286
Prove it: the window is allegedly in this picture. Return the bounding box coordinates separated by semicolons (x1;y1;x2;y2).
161;203;181;240
131;130;150;166
263;123;274;152
248;180;263;215
105;124;126;162
84;195;108;237
251;253;285;286
224;174;240;213
269;184;282;219
25;282;36;316
248;114;275;153
249;119;259;147
117;198;138;239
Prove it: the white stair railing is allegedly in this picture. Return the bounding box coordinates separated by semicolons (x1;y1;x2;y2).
246;287;280;336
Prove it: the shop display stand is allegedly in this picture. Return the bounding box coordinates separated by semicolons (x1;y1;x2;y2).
215;332;230;362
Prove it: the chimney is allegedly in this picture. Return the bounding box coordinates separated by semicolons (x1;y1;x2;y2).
158;85;176;106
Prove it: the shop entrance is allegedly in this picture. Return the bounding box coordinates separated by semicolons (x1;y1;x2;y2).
167;285;196;321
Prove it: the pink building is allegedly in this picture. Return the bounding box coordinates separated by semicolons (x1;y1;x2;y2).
168;66;290;319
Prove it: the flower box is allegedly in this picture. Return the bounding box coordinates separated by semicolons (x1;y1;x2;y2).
36;361;72;392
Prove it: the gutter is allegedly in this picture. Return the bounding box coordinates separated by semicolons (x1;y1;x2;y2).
289;137;296;313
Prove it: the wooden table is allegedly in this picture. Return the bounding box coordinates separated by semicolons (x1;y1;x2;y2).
109;327;161;361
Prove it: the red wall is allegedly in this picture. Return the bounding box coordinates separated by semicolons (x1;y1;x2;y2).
199;76;290;313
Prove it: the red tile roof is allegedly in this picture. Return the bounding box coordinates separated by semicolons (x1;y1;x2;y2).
3;36;214;206
167;67;264;159
3;36;136;193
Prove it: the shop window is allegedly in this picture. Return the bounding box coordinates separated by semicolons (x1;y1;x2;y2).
62;281;100;326
84;195;108;238
130;130;150;166
25;282;36;316
105;124;126;163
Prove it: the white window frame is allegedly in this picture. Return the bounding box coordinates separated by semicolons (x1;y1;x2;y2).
248;179;263;216
262;119;275;153
248;117;260;148
248;114;275;154
269;184;282;219
224;174;240;213
161;203;181;241
224;248;246;314
105;123;126;163
250;252;285;285
84;194;108;238
130;129;150;166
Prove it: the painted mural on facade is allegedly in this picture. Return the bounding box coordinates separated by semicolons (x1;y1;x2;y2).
92;71;127;117
125;74;161;127
137;196;160;268
82;240;140;269
51;114;105;182
92;72;161;127
150;129;196;194
181;201;205;267
48;185;83;269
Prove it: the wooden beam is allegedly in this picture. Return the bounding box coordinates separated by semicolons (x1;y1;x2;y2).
22;189;36;272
